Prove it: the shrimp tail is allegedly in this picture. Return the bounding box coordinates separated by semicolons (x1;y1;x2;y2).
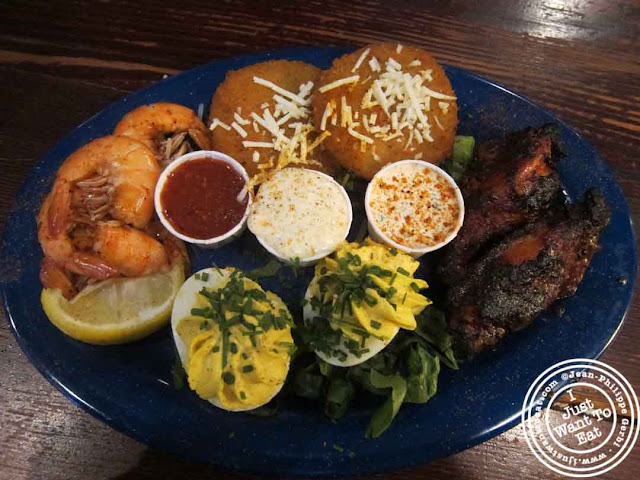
48;180;72;237
163;237;190;272
66;252;120;280
188;127;212;151
40;256;77;299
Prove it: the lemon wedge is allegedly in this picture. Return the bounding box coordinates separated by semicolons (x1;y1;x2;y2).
41;262;185;345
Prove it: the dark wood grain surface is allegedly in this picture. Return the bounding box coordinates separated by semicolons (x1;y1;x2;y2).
1;1;639;479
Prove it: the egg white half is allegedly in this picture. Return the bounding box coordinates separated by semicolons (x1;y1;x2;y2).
303;277;399;367
171;267;285;411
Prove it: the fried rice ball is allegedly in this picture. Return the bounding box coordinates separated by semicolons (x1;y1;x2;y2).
312;43;458;179
209;60;339;178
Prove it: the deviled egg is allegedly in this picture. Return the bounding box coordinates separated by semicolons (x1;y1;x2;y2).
303;240;431;367
172;267;295;411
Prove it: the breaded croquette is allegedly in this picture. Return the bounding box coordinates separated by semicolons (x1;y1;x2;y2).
312;43;458;179
208;60;339;182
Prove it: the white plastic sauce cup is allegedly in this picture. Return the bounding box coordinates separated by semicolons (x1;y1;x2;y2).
365;160;464;258
154;150;251;249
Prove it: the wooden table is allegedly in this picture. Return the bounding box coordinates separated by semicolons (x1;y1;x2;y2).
1;1;638;479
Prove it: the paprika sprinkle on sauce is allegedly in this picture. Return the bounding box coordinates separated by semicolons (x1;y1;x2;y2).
160;157;249;240
366;160;464;253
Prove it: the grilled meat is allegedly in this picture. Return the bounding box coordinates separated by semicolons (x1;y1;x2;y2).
447;189;610;354
440;124;565;285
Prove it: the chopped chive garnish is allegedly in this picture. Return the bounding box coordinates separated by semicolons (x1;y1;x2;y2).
397;267;410;276
390;247;398;256
332;444;344;453
212;345;220;353
239;391;246;400
363;294;377;307
222;330;230;367
410;282;420;292
242;365;254;373
199;320;209;330
230;343;238;354
370;320;381;329
212;262;223;276
388;286;397;297
241;353;248;360
201;272;209;281
222;372;235;384
194;273;201;280
402;292;408;304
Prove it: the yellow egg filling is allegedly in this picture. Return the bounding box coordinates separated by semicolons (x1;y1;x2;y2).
175;271;294;410
307;239;431;345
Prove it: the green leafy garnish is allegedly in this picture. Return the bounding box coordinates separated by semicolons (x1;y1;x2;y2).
442;135;475;182
170;355;186;390
324;377;355;421
290;304;456;438
365;370;407;439
404;344;439;403
414;308;458;370
293;363;324;399
245;259;283;280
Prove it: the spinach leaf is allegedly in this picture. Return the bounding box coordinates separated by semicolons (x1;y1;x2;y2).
348;349;400;396
442;135;475;182
365;370;407;438
318;359;334;378
404;344;440;404
293;365;324;399
324;377;355;421
414;308;458;370
170;354;186;390
245;259;282;280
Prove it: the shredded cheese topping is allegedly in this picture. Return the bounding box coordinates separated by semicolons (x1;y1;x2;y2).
211;75;332;190
209;118;231;131
231;121;248;138
318;75;360;93
368;56;381;72
321;52;457;152
351;47;370;73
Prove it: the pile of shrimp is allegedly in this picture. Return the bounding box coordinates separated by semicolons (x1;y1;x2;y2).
37;103;211;299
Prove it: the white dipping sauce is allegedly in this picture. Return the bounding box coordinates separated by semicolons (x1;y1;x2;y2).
248;168;352;263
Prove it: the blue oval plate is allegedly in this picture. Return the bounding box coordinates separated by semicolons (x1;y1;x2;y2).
1;47;636;476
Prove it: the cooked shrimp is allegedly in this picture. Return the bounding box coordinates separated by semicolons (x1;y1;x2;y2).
93;223;168;277
143;218;190;269
40;256;77;299
38;194;120;281
114;103;212;168
39;197;184;298
37;135;171;297
49;136;160;234
39;197;171;297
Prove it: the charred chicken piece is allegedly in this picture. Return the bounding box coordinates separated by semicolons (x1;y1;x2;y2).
440;124;565;285
447;189;610;355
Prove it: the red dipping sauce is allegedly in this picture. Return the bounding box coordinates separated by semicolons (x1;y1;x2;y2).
160;158;248;240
